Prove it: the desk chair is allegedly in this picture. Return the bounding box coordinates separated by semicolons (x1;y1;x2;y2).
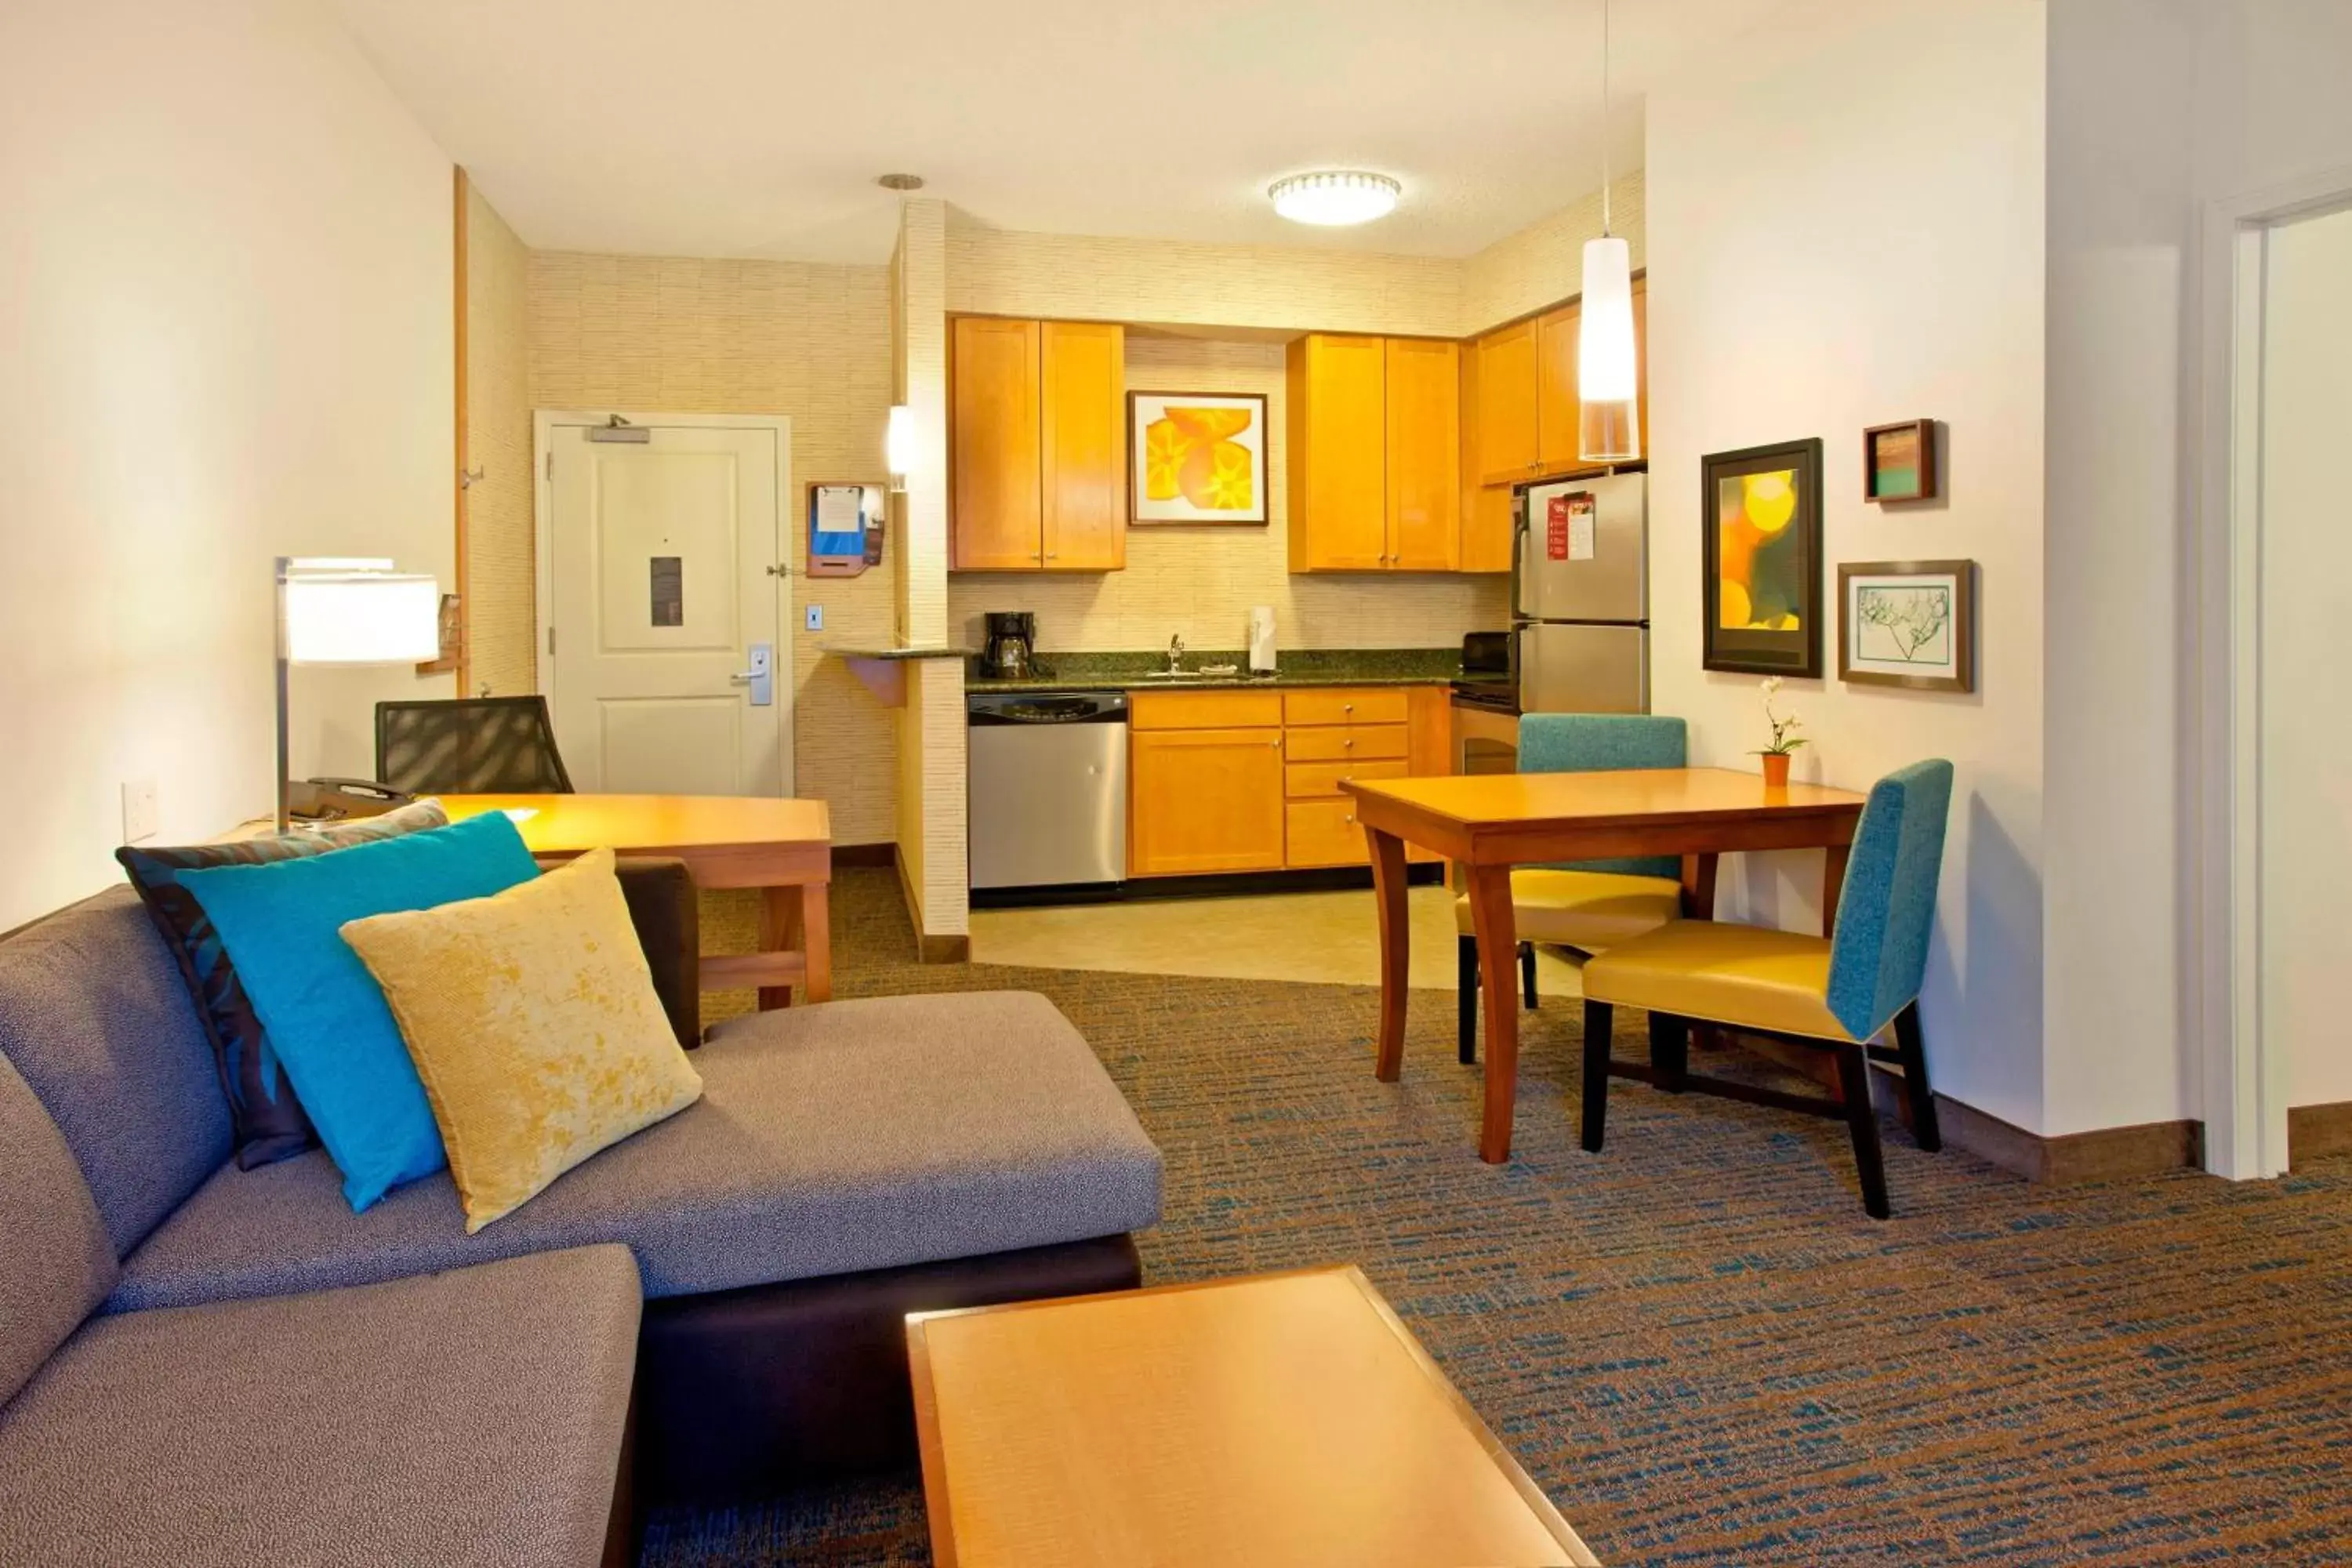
1578;759;1955;1218
1456;713;1689;1063
375;696;575;796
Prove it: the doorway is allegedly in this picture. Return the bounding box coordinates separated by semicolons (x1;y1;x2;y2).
2256;205;2352;1163
534;412;792;797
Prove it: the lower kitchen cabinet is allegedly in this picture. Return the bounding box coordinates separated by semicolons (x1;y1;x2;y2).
1128;727;1287;877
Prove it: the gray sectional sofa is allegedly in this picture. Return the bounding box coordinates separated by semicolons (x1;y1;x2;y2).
0;876;1164;1565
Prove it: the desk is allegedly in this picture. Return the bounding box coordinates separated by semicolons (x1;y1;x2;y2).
1342;768;1868;1162
436;793;832;1009
906;1265;1596;1567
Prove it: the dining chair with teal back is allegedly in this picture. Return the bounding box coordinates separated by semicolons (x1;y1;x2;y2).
1577;759;1955;1218
1455;713;1690;1063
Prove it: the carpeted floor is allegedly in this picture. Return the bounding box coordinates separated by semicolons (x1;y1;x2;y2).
644;869;2352;1566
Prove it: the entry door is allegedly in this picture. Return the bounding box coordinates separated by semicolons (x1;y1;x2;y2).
540;415;789;797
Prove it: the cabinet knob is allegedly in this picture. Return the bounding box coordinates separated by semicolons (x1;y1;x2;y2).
1342;702;1354;713
1343;738;1355;749
1346;814;1356;826
1270;738;1281;748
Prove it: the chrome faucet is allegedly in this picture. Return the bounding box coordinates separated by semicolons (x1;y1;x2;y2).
1166;634;1186;673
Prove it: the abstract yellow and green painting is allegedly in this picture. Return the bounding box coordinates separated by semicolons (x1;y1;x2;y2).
1717;468;1805;630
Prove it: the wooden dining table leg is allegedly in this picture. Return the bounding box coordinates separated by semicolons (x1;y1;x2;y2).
1822;840;1853;933
1367;826;1411;1083
1679;852;1720;920
758;884;801;1011
1463;864;1521;1164
797;880;833;1004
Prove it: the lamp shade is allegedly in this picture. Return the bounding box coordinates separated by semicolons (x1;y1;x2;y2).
1577;234;1641;463
283;562;439;664
885;404;916;481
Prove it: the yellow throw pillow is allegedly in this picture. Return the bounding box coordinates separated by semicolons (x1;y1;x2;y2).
340;848;702;1232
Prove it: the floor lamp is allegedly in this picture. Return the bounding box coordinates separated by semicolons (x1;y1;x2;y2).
275;557;441;830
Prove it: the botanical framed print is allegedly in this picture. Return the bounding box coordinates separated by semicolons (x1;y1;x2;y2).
1702;437;1824;677
1838;559;1976;692
1863;419;1939;503
1128;391;1269;525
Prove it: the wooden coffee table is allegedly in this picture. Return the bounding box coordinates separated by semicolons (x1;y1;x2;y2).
906;1266;1599;1567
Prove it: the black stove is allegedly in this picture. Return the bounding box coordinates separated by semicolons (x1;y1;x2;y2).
1450;630;1517;715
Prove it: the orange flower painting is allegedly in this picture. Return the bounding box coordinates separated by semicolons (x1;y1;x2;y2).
1129;392;1269;524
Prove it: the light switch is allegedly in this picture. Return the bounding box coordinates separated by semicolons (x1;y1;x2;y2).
122;780;158;844
805;604;823;631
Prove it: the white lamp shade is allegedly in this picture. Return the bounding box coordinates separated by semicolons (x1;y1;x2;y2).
284;569;440;664
885;404;916;478
1577;234;1641;462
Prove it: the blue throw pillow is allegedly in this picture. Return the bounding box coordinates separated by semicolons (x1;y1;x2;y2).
180;812;543;1211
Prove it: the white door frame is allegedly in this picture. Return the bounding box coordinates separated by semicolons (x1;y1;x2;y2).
2192;166;2352;1179
532;409;794;794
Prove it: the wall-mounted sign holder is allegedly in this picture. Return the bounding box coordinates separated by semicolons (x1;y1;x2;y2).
807;482;885;577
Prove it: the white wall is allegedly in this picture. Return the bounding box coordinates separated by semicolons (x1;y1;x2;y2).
2259;207;2352;1112
0;0;454;930
2042;0;2352;1137
1646;0;2049;1128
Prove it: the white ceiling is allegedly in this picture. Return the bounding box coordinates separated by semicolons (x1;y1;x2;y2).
332;0;1794;265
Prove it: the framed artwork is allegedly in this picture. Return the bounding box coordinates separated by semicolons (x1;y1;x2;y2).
1702;437;1824;677
1838;559;1976;692
1128;391;1269;525
1863;419;1939;503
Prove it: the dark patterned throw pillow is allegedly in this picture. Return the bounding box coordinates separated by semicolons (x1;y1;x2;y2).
115;800;450;1169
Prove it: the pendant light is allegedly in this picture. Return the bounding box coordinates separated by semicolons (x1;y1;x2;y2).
1577;0;1640;463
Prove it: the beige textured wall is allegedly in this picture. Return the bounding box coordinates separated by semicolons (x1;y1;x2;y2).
947;211;1461;336
948;335;1508;652
1461;172;1647;334
524;250;899;845
464;183;534;698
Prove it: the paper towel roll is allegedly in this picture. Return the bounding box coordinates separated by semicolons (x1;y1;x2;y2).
1247;606;1277;673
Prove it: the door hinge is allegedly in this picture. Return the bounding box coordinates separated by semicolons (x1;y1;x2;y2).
546;626;556;656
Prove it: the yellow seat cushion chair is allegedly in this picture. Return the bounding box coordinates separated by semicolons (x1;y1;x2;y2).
1454;713;1690;1065
343;846;705;1232
1577;760;1956;1219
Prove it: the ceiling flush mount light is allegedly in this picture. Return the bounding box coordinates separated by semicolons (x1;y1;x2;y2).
1578;0;1641;463
1269;171;1400;227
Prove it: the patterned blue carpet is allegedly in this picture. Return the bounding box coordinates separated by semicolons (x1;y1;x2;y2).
645;870;2352;1566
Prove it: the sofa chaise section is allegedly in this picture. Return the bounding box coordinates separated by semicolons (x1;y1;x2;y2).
0;1247;641;1568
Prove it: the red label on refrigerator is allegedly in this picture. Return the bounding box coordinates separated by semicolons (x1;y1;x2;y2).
1546;495;1570;560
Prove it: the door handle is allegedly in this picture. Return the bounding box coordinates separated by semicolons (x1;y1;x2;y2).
730;641;775;706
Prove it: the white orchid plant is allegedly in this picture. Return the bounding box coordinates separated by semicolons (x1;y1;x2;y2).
1754;677;1807;757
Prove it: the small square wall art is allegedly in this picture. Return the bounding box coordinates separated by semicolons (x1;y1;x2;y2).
1863;419;1939;503
1838;559;1976;692
1702;437;1824;677
1129;391;1269;525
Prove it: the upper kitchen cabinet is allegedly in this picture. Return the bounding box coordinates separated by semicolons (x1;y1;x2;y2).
1534;303;1582;473
1472;318;1539;485
1286;332;1459;573
1467;278;1650;489
950;315;1126;572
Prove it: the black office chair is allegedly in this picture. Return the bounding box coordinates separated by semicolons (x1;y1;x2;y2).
375;696;575;795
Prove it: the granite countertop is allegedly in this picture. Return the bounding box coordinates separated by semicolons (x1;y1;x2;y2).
820;644;978;661
964;648;1466;693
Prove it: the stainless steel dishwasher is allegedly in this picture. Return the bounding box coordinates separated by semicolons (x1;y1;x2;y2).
967;691;1127;892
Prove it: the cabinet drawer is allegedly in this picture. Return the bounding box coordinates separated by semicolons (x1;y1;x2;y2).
1283;688;1410;727
1130;689;1286;731
1286;799;1371;869
1286;758;1407;800
1282;724;1408;763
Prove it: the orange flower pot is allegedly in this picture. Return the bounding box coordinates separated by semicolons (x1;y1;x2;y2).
1760;753;1792;789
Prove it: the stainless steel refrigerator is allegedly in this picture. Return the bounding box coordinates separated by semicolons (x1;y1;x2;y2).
1514;473;1649;714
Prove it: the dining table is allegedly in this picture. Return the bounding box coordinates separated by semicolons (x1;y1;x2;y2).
1340;767;1871;1163
436;791;833;1010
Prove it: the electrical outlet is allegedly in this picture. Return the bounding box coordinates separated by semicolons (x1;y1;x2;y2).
805;604;823;632
121;780;159;844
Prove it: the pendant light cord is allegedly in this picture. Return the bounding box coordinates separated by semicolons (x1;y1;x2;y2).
1599;0;1613;238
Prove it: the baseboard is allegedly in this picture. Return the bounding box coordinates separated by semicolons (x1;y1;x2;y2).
885;844;973;966
1936;1097;2201;1185
2290;1100;2352;1166
833;842;895;869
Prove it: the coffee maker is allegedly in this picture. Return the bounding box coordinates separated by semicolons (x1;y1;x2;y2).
979;612;1038;679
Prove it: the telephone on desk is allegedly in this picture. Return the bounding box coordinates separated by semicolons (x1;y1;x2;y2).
285;778;414;822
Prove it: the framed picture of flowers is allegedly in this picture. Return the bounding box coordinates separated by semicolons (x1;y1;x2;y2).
1129;391;1269;525
1838;559;1976;692
1702;437;1824;677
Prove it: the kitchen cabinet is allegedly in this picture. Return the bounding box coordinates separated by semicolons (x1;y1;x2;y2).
1473;319;1540;485
1130;728;1287;877
1128;685;1452;877
950;316;1125;572
1286;334;1460;573
1535;304;1583;473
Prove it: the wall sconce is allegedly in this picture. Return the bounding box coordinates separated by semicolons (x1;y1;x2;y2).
885;405;914;492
